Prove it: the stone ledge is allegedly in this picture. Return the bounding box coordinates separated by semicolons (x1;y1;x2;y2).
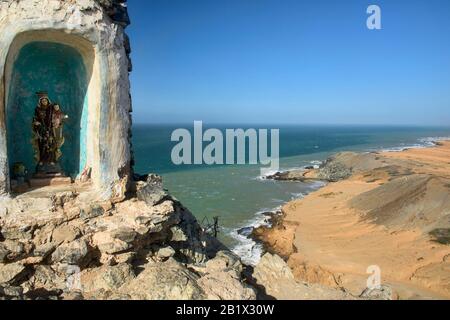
29;177;72;189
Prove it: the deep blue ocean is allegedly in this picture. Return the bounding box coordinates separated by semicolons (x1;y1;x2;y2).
132;124;450;264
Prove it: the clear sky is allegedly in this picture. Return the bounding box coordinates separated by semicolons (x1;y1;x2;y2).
127;0;450;125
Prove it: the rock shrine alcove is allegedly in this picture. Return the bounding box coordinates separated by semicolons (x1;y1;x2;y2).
0;0;133;200
6;41;89;185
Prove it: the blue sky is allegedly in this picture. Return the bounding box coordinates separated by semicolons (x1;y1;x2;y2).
127;0;450;125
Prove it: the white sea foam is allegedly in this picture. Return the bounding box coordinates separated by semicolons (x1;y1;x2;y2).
230;179;325;266
380;136;450;153
255;169;281;181
229;209;277;266
419;136;450;145
256;161;323;181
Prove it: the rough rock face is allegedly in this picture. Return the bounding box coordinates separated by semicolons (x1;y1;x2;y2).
95;0;131;27
119;259;205;300
0;176;256;300
253;253;357;300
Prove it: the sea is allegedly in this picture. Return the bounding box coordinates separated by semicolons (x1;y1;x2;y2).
132;124;450;265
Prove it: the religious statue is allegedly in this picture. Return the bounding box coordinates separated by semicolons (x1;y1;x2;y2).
32;92;68;175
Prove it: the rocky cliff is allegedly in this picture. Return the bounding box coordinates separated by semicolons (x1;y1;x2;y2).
0;175;256;300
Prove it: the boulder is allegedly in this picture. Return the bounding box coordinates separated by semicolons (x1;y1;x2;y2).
51;192;77;211
197;271;256;300
81;263;135;293
92;231;132;256
195;251;256;300
136;174;169;207
0;240;32;262
206;251;243;276
253;253;355;300
0;285;23;299
254;253;295;284
5;241;27;259
0;263;27;285
26;265;66;292
1;225;34;241
110;227;137;245
65;207;82;221
120;259;206;300
52;225;82;245
80;205;105;220
112;252;136;264
32;223;57;246
155;246;175;260
34;243;57;260
360;285;397;300
51;239;90;266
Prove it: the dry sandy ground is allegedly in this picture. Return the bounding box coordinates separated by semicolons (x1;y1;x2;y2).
260;141;450;300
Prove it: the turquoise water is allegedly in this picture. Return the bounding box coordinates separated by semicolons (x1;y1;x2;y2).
133;124;450;264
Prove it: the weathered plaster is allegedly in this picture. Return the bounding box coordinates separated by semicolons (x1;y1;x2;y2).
0;0;132;198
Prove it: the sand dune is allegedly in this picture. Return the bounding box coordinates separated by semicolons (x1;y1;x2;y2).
351;174;450;232
259;141;450;299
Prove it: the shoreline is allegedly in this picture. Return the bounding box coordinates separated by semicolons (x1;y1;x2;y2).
235;136;450;266
230;180;326;266
248;138;450;299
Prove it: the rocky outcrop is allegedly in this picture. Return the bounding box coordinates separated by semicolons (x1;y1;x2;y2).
117;252;256;300
0;175;256;300
316;162;352;182
253;254;356;300
196;251;256;300
266;152;389;183
265;157;353;183
266;170;319;182
252;253;396;300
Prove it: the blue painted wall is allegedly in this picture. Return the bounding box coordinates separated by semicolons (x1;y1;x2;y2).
6;42;88;178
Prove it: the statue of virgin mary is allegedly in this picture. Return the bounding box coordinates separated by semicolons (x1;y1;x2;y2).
31;92;68;174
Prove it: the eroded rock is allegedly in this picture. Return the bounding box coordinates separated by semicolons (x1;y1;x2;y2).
81;263;135;293
136;174;169;207
120;259;206;300
253;253;354;300
27;265;66;293
197;251;256;300
0;173;256;300
0;263;27;285
51;239;90;266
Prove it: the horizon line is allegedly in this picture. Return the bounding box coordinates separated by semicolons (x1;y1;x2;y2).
132;121;449;128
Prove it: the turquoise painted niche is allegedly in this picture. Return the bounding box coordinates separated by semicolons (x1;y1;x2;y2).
6;42;88;178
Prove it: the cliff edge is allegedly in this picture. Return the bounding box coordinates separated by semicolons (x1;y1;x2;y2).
0;175;256;300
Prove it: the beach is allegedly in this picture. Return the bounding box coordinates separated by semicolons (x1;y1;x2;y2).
256;141;450;299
